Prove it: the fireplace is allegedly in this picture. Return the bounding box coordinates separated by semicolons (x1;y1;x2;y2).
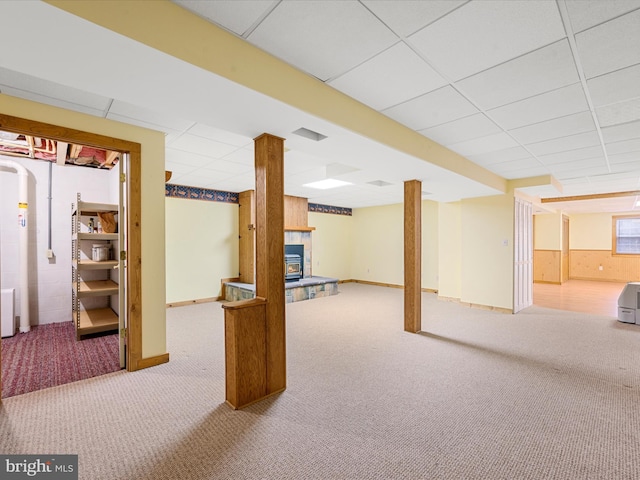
284;244;305;282
285;254;302;282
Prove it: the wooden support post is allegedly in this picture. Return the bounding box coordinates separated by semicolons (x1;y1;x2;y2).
404;180;422;333
254;133;286;394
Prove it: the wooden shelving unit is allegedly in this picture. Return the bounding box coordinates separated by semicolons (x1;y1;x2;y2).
72;193;119;340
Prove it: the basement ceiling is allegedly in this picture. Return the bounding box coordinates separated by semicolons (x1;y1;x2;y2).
0;1;639;214
0;130;119;169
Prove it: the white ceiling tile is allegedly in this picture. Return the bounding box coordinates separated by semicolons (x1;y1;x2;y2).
169;133;238;158
173;0;277;36
164;161;196;175
222;146;255;166
448;132;519;156
408;0;566;81
456;40;579;110
489;83;589;130
548;157;606;174
575;8;640;78
609;151;640;164
328;43;447;111
382;86;478;130
247;1;397;81
601;121;640;143
108;100;194;133
185;123;252;147
587;63;640;108
419;113;502;146
596;98;640;127
1;84;107;118
467;146;533;166
606;138;640;154
565;0;640;33
538;146;605;165
509;111;596;144
0;66;112;111
526;131;601;156
361;0;467;37
166;148;217;168
202;159;253;175
554;165;609;179
610;158;640;173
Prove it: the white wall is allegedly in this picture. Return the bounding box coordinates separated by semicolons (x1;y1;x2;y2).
165;197;239;303
1;155;118;326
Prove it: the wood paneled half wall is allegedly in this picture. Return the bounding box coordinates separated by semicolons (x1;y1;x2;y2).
570;250;640;282
534;250;561;284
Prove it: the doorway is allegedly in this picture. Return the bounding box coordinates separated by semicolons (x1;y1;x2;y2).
0;113;142;398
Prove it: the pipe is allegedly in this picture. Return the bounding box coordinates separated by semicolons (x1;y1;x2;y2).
0;157;30;333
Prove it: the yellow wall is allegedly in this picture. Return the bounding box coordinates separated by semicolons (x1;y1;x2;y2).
461;194;514;310
569;213;613;250
308;212;353;280
421;200;439;290
165;198;238;303
438;202;462;299
534;212;562;250
351;204;404;285
0;94;167;358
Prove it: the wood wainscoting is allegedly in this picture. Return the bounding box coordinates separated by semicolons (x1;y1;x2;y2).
533;249;561;284
570;250;640;282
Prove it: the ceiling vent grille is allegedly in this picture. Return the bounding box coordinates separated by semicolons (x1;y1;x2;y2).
366;180;393;187
292;127;327;142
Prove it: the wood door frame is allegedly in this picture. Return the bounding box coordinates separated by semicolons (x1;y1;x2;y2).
0;113;143;385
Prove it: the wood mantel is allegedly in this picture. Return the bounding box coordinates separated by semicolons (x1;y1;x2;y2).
285;226;315;232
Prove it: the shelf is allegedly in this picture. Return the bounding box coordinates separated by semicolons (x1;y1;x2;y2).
73;259;118;270
76;280;119;297
74;233;118;241
72;201;118;217
77;308;119;336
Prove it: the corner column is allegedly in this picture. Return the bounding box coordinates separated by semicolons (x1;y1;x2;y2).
404;180;422;333
254;133;286;394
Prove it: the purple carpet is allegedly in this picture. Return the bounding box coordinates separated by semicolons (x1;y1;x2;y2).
1;321;121;398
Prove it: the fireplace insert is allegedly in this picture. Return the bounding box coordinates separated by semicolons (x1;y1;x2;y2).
285;254;302;282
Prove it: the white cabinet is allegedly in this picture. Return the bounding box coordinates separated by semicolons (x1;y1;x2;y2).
71;193;119;340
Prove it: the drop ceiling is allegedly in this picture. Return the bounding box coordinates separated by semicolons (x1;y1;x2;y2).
0;0;639;214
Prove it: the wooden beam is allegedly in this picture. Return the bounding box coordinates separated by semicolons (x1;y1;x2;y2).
404;180;422;333
69;144;82;158
105;150;119;167
541;190;640;203
56;142;68;166
254;133;286;394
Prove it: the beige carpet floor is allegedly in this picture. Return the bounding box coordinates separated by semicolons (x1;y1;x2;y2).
1;283;639;479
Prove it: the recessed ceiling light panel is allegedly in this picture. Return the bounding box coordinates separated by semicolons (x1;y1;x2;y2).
366;180;393;187
303;179;352;189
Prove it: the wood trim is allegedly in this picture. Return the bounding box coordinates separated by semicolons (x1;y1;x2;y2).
404;180;421;333
166;297;218;308
541;190;640;203
437;295;512;314
136;353;170;370
221;296;267;311
0;113;143;379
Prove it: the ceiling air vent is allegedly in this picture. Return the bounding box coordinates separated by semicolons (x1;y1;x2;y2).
292;127;327;142
367;180;393;187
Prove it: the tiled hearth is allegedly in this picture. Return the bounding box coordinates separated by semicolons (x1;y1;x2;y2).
225;276;339;304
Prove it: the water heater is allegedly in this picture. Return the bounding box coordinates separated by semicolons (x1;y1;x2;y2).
1;288;16;337
618;282;640;324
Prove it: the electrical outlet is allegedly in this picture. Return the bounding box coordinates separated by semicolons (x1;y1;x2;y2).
598;265;603;271
46;249;54;259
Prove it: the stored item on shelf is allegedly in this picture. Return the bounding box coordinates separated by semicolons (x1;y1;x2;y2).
98;212;117;233
92;244;110;262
